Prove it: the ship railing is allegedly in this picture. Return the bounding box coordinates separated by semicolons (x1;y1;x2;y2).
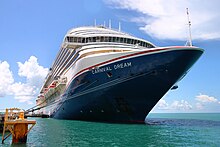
62;42;81;49
58;77;67;85
44;87;56;98
44;78;66;98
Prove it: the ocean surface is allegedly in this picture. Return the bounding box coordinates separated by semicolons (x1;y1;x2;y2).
1;113;220;146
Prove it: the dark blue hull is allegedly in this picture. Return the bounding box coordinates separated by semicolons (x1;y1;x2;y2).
52;48;203;123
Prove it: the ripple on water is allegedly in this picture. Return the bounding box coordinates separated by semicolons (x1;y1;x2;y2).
0;116;220;146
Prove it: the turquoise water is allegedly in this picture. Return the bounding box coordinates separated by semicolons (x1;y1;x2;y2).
1;113;220;146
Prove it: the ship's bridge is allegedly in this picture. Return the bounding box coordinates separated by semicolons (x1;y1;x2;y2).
62;26;155;49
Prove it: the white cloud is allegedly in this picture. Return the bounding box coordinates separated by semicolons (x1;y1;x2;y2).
17;56;48;88
9;82;36;103
157;99;169;109
0;56;48;104
170;100;192;110
106;0;220;40
0;61;14;97
155;99;192;111
196;94;218;103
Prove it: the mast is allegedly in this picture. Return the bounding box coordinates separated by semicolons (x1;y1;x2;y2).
109;19;111;29
186;8;192;46
118;22;121;32
118;21;121;32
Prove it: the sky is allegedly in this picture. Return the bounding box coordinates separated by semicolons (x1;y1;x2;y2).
0;0;220;113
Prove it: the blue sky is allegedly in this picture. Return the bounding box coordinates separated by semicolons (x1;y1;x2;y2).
0;0;220;112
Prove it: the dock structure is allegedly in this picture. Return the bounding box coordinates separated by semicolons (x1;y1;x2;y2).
0;114;4;132
1;108;36;144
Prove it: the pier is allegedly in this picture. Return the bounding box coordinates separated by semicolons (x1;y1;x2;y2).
1;108;36;144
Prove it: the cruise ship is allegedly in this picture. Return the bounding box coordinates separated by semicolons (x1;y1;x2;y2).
34;26;203;123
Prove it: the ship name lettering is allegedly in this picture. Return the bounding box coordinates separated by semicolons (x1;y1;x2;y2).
91;62;132;74
114;62;132;70
92;66;112;74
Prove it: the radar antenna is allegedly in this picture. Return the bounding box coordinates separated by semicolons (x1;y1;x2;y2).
186;8;192;46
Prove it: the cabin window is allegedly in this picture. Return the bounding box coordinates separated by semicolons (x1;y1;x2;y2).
88;38;91;43
140;41;143;46
67;37;71;42
65;37;68;42
148;44;153;48
123;38;126;43
146;43;149;48
126;38;130;44
73;37;77;42
134;40;137;45
96;37;100;42
116;37;120;42
82;38;85;43
108;37;113;42
100;36;104;42
113;37;116;42
120;38;123;43
104;37;109;42
77;38;82;43
145;43;148;48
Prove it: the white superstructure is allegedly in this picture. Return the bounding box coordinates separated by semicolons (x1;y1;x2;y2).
36;26;155;109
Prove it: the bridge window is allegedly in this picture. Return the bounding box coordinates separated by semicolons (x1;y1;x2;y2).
113;37;116;42
140;41;143;46
73;37;77;42
134;40;137;45
120;38;123;43
100;36;104;42
88;37;92;42
109;37;111;42
127;38;131;44
66;36;154;48
96;37;100;42
104;37;109;42
77;38;80;43
82;38;85;43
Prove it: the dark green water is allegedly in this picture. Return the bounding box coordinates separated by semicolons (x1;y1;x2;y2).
1;113;220;146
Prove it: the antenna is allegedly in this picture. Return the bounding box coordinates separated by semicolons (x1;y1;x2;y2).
109;19;111;29
186;8;192;46
118;22;121;32
94;19;96;27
